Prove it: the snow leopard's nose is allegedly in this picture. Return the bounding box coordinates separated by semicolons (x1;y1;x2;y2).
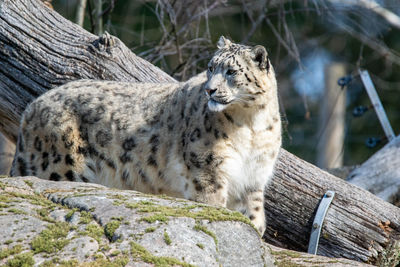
205;88;217;96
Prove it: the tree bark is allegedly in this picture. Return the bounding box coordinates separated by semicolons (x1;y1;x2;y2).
0;0;399;265
347;135;400;205
0;0;175;143
265;150;400;265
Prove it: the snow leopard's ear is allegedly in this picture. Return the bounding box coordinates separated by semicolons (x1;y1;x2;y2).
217;36;232;49
251;45;270;71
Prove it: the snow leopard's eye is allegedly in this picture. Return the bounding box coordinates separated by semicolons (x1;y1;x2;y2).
208;66;214;73
226;69;237;76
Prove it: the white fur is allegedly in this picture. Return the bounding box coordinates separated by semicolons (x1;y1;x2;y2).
208;100;227;112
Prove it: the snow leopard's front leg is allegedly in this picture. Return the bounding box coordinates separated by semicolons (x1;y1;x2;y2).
243;188;266;234
192;175;229;208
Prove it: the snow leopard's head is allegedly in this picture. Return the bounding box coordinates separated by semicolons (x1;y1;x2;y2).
204;36;276;112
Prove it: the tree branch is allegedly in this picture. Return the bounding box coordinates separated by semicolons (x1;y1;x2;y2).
329;0;400;30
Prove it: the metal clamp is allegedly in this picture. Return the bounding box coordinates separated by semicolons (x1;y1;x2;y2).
307;190;335;255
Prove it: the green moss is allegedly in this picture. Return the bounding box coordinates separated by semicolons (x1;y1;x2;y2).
108;194;128;200
376;241;400;267
104;220;121;241
94;253;105;259
140;214;169;223
110;216;123;221
0;195;14;204
24;180;33;188
271;250;302;258
194;223;218;248
110;250;121;256
130;241;194;267
137;200;155;206
112;200;124;206
51;253;128;267
79;211;93;224
145;227;157;233
0;245;23;260
4;240;13;245
82;223;105;243
35;208;55;222
8;208;27;215
65;209;76;221
83;256;129;267
125;201;253;228
196;243;204;249
40;258;78;267
58;260;80;267
163;230;172;245
31;222;72;254
39;259;53;267
274;259;303;267
0;203;10;208
271;249;311;267
6;252;35;267
7;192;56;209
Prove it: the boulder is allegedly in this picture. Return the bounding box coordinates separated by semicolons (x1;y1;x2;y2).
0;176;371;266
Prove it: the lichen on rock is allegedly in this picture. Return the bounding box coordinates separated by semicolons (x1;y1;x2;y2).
0;176;268;266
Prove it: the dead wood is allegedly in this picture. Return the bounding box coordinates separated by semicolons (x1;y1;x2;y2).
347;135;400;206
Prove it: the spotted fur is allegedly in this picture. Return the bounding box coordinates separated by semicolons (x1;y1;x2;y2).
11;36;281;234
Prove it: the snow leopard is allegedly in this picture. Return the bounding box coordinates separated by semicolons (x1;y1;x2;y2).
11;36;281;234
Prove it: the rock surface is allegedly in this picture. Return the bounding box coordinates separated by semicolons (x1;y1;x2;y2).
0;176;271;266
0;176;372;266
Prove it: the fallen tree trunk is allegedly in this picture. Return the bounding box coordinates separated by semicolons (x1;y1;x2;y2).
0;0;174;142
347;135;400;206
0;0;399;265
266;150;400;265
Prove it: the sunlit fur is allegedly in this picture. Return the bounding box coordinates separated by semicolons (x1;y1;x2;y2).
11;36;281;234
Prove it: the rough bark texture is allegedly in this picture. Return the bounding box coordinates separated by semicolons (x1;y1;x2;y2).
0;0;400;265
265;150;400;265
0;176;373;267
347;135;400;206
0;0;175;142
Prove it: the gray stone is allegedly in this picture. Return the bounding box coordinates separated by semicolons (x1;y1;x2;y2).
0;176;271;266
0;176;373;266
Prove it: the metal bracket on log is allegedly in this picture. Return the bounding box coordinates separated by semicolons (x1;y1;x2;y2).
308;190;335;254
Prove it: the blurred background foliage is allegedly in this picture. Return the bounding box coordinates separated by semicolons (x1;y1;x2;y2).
51;0;400;168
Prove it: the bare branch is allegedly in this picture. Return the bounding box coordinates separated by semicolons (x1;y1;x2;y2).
335;19;400;66
329;0;400;30
265;17;301;65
